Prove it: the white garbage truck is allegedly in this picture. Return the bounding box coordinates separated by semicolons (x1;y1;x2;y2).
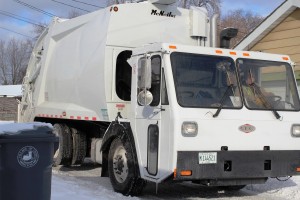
19;0;300;196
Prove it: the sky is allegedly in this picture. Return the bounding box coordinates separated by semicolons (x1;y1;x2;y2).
221;0;284;16
0;0;285;42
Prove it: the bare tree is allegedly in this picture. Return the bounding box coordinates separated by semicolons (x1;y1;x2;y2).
0;38;33;85
32;10;84;40
219;9;264;48
179;0;221;17
68;10;83;18
32;22;48;40
0;40;9;85
106;0;135;6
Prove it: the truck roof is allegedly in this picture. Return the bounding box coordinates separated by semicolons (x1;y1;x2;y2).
48;2;209;48
132;43;292;63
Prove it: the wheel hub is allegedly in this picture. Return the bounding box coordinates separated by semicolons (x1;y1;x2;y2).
113;146;128;183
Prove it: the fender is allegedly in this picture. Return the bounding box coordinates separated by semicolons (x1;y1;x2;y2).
100;121;140;178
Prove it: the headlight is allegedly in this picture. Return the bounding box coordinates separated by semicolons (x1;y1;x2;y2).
182;122;198;137
291;124;300;137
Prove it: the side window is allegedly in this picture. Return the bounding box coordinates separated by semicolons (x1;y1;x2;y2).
149;56;161;106
161;69;169;105
115;51;132;101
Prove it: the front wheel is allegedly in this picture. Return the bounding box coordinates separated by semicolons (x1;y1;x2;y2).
108;137;145;196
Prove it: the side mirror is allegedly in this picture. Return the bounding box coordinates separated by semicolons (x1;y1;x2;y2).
137;90;153;106
138;56;152;89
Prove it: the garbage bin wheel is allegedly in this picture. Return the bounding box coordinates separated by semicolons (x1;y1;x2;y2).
71;127;87;165
53;124;73;166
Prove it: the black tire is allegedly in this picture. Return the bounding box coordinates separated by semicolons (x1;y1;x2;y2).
53;124;73;166
71;127;87;165
108;137;146;196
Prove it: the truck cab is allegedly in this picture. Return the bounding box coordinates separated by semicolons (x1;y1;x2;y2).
126;42;300;186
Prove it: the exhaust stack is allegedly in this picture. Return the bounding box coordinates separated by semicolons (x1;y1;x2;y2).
210;14;219;48
220;28;238;49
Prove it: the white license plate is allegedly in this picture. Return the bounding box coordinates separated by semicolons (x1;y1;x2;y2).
198;152;217;164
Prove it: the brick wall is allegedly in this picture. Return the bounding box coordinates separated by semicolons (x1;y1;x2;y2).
0;97;19;121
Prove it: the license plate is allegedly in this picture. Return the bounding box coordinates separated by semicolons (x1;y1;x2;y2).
198;152;217;164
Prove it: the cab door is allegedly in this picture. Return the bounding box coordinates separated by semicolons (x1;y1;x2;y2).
133;53;164;179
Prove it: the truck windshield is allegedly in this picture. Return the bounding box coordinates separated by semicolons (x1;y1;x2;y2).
171;52;242;108
237;58;300;111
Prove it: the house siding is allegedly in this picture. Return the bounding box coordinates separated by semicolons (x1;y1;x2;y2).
251;9;300;67
0;97;18;121
250;8;300;83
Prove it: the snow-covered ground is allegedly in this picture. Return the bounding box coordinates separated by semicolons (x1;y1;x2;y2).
51;173;133;200
51;170;300;200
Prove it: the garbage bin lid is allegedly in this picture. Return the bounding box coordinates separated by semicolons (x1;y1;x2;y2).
0;122;53;138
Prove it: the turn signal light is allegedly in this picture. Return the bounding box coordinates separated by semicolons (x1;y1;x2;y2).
180;170;192;176
296;167;300;172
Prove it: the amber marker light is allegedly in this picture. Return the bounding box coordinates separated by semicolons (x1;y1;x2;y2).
243;52;250;57
282;57;289;61
296;167;300;172
173;168;177;178
169;45;177;49
230;51;237;55
215;50;223;54
180;170;192;176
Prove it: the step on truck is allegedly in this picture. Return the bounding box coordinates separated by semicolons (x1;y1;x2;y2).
19;0;300;196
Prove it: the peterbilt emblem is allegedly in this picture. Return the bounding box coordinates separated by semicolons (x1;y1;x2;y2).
239;124;256;133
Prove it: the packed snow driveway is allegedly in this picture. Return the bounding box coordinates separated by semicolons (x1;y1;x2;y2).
52;162;300;200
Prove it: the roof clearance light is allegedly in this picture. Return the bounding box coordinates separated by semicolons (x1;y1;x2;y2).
230;51;236;55
169;45;177;49
283;57;289;61
243;53;250;57
215;50;223;54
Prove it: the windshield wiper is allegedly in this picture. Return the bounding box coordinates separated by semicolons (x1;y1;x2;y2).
213;71;235;118
249;83;281;119
213;83;234;118
247;70;281;120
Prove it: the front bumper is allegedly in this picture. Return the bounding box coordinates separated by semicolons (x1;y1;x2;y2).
175;150;300;185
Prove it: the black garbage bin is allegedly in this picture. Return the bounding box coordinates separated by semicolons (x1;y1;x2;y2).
0;122;58;200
